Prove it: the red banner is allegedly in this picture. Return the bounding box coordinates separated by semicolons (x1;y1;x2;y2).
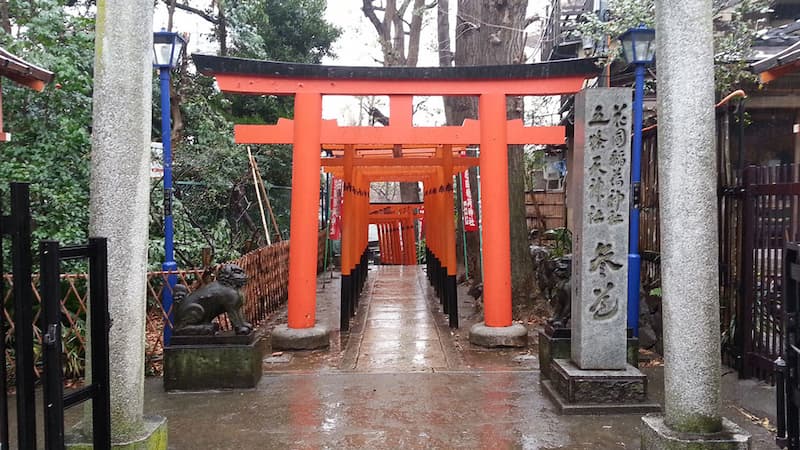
328;177;343;240
461;171;478;231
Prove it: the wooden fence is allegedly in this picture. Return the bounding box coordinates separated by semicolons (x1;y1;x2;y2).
525;190;566;232
1;229;333;380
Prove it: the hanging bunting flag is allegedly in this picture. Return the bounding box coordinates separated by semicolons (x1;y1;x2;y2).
329;177;344;240
461;171;478;231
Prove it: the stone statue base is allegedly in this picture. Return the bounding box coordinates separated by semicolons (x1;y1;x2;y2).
641;414;751;449
542;358;660;415
164;332;263;391
539;326;640;381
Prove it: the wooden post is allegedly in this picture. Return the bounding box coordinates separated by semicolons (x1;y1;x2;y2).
287;92;322;329
479;92;512;327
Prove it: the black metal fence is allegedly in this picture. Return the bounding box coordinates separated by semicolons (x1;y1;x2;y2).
638;103;783;380
0;183;111;449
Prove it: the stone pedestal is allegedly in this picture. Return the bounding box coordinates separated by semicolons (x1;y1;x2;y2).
468;322;528;348
641;414;751;449
538;326;571;380
539;326;639;381
164;332;263;391
66;416;167;450
542;359;660;414
271;324;330;350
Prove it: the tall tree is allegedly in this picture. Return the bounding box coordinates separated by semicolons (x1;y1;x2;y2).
149;0;341;266
362;0;433;203
0;0;95;249
445;0;534;305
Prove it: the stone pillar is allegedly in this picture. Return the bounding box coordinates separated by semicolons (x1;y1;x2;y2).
87;0;166;446
541;88;659;415
571;88;630;370
641;1;751;447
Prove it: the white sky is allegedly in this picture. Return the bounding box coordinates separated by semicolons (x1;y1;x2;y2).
153;1;550;124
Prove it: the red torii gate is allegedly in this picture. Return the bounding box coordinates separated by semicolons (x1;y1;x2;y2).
369;203;422;266
194;55;598;348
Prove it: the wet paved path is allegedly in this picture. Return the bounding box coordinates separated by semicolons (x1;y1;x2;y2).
347;265;450;372
122;265;776;449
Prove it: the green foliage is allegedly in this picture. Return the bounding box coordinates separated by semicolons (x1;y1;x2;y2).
543;227;572;258
148;0;340;267
524;148;545;191
0;0;95;250
577;0;769;92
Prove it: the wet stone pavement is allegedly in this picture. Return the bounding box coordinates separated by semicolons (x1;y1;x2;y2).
138;265;775;449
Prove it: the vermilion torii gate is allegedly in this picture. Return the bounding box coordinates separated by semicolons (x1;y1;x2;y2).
369;203;422;266
193;55;598;349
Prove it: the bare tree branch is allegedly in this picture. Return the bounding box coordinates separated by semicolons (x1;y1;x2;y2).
160;0;219;25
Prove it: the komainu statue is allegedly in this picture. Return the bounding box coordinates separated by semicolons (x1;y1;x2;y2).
173;263;253;336
531;245;572;328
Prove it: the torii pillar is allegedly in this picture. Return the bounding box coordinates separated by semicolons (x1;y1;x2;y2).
271;92;331;350
467;92;528;347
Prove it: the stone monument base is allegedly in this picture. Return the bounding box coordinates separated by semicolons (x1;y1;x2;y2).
641;414;751;449
271;324;330;350
66;415;167;450
164;332;263;391
468;322;528;348
538;326;640;380
542;358;660;414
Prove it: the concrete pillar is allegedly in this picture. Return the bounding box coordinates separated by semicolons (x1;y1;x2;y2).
88;0;166;445
642;1;751;447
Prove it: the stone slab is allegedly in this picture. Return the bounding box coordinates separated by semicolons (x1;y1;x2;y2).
641;414;751;449
170;330;257;346
571;88;632;370
163;339;263;391
66;415;167;450
546;358;659;414
542;380;661;415
271;324;330;350
539;328;639;381
468;322;527;348
538;329;571;380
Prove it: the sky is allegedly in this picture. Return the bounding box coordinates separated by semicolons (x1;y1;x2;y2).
153;1;549;124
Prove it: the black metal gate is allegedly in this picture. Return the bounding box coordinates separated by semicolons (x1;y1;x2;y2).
777;242;800;448
0;182;111;449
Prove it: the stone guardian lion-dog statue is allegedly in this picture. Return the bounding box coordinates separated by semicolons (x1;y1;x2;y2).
172;263;253;335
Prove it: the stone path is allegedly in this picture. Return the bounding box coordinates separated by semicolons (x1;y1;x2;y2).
54;264;780;449
346;265;449;372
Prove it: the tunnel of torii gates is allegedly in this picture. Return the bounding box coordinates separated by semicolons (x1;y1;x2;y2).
194;54;599;337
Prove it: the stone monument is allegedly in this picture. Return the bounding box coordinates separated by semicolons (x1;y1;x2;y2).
163;264;264;391
542;88;658;414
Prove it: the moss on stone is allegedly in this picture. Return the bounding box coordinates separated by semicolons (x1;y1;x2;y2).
66;415;167;450
669;414;724;434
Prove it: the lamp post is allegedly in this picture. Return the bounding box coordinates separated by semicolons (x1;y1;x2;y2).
618;26;655;337
153;30;186;346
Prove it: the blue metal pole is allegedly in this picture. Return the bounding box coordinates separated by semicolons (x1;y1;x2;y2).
627;63;646;336
160;67;177;346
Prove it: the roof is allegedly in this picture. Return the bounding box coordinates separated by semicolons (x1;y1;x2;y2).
0;47;54;91
751;39;800;83
192;54;601;82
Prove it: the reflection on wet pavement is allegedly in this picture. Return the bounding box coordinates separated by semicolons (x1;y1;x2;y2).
352;265;448;372
129;265;777;449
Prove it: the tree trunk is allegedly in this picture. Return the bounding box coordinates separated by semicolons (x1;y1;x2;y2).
0;1;11;34
449;0;532;303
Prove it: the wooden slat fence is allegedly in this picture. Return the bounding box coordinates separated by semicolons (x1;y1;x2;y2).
0;232;323;381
